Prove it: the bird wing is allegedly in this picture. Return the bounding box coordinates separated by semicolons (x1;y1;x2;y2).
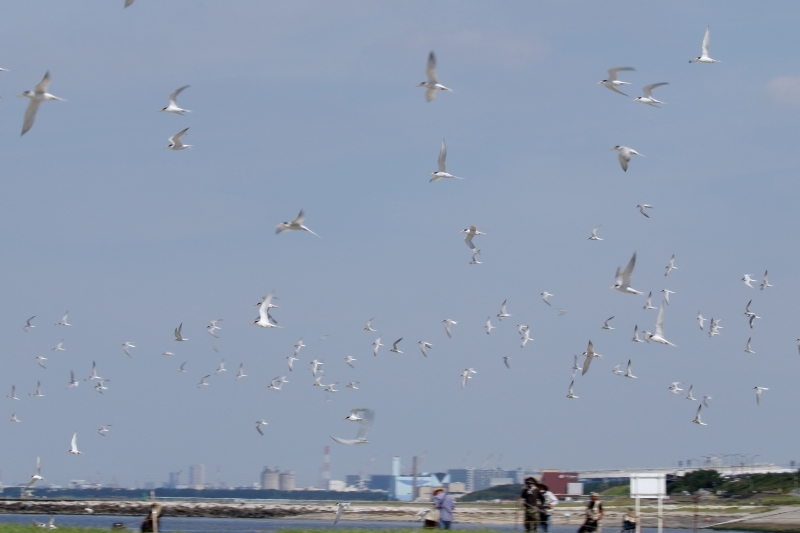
393;338;402;349
35;71;52;95
125;0;135;7
292;209;305;225
356;409;374;439
425;87;435;102
605;85;629;97
256;425;264;436
622;252;637;286
426;51;438;83
331;436;358;445
642;82;668;97
608;67;635;81
70;432;78;451
170;127;189;146
169;85;190;106
21;99;42;136
655;302;666;338
438;139;447;172
702;26;711;57
334;506;343;524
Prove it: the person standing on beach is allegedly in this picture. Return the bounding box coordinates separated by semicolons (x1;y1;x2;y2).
433;487;455;530
519;477;545;532
578;493;604;533
537;483;559;532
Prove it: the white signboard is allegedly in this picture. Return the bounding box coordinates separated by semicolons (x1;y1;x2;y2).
630;473;666;497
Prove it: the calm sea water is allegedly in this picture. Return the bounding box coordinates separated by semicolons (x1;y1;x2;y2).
0;514;746;533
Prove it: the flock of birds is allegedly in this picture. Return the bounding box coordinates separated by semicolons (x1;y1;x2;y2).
3;5;790;497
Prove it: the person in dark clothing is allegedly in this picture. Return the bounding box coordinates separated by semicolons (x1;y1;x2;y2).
577;493;604;533
519;477;545;532
140;503;162;533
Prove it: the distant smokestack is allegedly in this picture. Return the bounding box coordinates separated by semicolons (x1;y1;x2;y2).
320;446;331;490
392;456;401;477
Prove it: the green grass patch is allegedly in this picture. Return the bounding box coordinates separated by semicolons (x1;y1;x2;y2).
0;525;109;533
711;525;800;533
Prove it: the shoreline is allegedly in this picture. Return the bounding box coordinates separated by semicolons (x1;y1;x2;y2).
0;500;795;530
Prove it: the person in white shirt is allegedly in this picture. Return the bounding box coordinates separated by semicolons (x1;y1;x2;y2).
536;483;559;532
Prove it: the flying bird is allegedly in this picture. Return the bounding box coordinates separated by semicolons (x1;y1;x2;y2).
760;271;773;290
56;311;71;326
485;317;495;334
443;319;457;338
623;360;636;379
689;26;719;63
68;371;79;388
165;127;191;150
669;382;683;395
631;325;644;343
661;289;675;305
345;356;357;368
520;328;533;348
294;338;306;356
197;375;211;388
637;204;653;218
286;356;298;371
334;502;350;524
160;85;191;114
7;385;19;400
633;82;668;107
417;51;453;102
52;340;65;352
460;225;484;250
68;432;82;455
612;146;643;172
496;300;511;320
331;408;374;445
611;252;643;294
469;250;482;264
275;209;320;237
122;342;135;357
754;386;769;406
347;381;359;390
643;292;656;310
418;341;432;357
372;337;383;356
253;292;281;328
256;420;268;435
24;316;35;332
588;226;603;241
98;424;112;437
35;356;47;369
692;405;707;426
665;255;677;276
29;381;44;398
566;380;578;399
540;292;553;306
697;312;706;330
364;318;376;332
430;139;462;182
745;338;755;354
503;356;511;369
207;319;222;338
19;71;64;136
390;338;403;354
644;302;675;346
741;274;758;288
581;341;602;375
602;316;615;330
597;67;635;96
24;457;44;489
460;368;477;389
686;385;697;401
174;323;189;341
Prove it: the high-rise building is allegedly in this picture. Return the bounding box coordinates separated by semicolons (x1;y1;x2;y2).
188;464;205;489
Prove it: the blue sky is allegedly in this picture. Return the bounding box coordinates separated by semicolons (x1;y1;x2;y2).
1;1;799;488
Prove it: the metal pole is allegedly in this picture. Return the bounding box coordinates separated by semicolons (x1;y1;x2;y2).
658;496;663;533
412;456;418;502
635;496;640;533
